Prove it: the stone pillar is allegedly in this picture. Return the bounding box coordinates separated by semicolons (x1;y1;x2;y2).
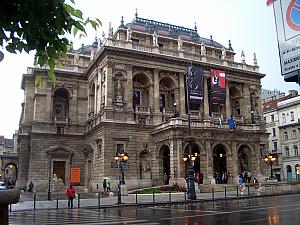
45;84;52;121
125;65;133;110
243;83;251;120
231;141;239;177
169;139;175;179
225;80;231;118
179;73;186;116
254;142;262;176
153;69;160;113
257;86;263;122
94;81;97;113
203;75;210;118
205;140;213;183
16;137;30;190
96;69;102;113
69;86;78;122
105;62;113;108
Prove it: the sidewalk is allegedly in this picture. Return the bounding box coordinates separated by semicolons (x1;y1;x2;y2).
10;187;267;212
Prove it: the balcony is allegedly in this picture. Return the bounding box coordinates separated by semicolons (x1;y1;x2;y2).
54;116;69;124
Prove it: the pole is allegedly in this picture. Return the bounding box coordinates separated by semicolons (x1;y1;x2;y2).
47;161;51;201
118;161;122;205
186;63;196;200
270;162;273;179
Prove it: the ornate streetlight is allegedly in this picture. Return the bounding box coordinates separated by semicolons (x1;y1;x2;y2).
182;150;197;200
184;63;197;200
114;152;129;204
264;153;277;179
47;161;51;200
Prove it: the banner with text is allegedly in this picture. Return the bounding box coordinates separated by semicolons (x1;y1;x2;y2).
210;69;226;105
187;64;204;106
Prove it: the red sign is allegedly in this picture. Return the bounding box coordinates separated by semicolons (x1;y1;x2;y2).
71;168;80;183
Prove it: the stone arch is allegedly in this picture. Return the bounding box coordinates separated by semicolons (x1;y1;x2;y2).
4;162;18;182
212;144;228;178
229;86;242;116
237;144;252;173
133;73;151;108
52;87;70;122
159;76;176;112
158;145;170;184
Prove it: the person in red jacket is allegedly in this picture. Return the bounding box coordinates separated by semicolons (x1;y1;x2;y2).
66;184;76;208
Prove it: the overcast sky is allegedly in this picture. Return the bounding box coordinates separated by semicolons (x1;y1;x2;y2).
0;0;299;138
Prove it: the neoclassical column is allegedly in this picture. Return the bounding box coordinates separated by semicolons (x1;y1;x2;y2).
153;69;160;113
179;73;186;116
203;75;210;118
96;68;102;113
125;65;133;110
205;140;213;183
94;80;97;113
242;83;251;120
225;79;231;118
105;62;113;108
231;141;239;177
169;139;175;179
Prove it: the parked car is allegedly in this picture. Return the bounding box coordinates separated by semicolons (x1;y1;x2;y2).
0;181;8;190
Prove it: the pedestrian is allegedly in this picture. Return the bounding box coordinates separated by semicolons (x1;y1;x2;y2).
199;172;203;185
103;179;107;196
163;173;169;185
239;174;244;190
28;181;34;194
66;184;76;208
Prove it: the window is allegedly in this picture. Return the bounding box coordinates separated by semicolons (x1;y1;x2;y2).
96;139;102;158
291;111;295;121
133;91;141;107
57;126;64;134
294;146;299;156
273;142;278;151
272;128;276;137
285;147;290;156
159;94;166;112
292;129;297;138
117;144;124;154
271;114;275;122
284;131;288;140
282;113;286;124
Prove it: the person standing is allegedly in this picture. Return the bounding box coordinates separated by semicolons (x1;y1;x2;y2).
28;181;34;194
163;173;169;185
103;179;107;196
66;184;76;208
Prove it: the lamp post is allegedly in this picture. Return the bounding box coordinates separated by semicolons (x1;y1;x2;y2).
251;110;255;124
114;152;129;205
184;64;197;200
47;161;51;201
173;102;179;118
264;153;277;179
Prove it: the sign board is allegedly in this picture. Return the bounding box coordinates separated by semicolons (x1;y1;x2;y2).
71;168;80;183
273;0;300;81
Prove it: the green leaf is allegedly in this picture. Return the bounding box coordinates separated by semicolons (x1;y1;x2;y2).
95;18;102;26
48;69;57;83
73;26;78;37
35;75;44;91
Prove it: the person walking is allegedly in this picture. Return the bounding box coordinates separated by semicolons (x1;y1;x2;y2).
103;179;107;196
28;181;34;194
66;184;76;208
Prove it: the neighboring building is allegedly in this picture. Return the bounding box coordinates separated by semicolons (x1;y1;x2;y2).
278;96;300;181
263;90;300;181
17;14;268;192
0;132;19;181
262;89;285;103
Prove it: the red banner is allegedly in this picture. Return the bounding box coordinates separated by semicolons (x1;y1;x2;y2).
210;69;226;105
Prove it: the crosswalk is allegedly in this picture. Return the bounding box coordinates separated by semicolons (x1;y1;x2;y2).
9;208;159;225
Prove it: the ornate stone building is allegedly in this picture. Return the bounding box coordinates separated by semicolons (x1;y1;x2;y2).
17;14;268;191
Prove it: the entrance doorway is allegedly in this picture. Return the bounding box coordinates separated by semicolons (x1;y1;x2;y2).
159;145;170;184
213;145;227;175
286;165;292;181
53;161;66;183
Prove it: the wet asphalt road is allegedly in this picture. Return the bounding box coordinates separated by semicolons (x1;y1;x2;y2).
9;194;300;225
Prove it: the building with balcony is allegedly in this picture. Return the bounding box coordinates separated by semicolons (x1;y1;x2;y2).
17;14;268;191
264;90;300;181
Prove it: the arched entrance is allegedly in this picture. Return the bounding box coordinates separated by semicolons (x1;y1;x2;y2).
286;165;292;181
4;163;18;182
237;145;251;173
183;143;201;174
213;144;227;177
159;145;170;184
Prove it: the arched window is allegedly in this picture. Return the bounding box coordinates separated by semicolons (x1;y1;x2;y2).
282;113;286;124
53;88;69;122
291;111;295;121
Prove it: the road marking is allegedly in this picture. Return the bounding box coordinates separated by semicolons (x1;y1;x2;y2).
161;202;300;220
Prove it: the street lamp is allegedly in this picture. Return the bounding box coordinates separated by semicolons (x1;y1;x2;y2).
114;152;129;204
173;102;180;118
251;110;255;124
184;64;197;200
47;161;51;200
264;153;277;179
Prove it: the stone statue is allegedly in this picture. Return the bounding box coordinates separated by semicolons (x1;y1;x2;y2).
74;53;79;65
115;80;123;102
127;26;132;41
153;31;158;47
221;47;226;60
201;42;206;55
140;160;151;179
178;36;183;51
